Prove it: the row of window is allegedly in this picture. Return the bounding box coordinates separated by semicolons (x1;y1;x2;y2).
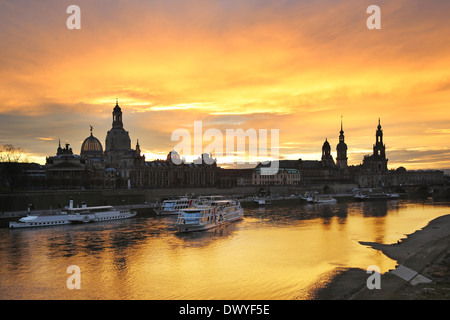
254;181;301;186
25;221;67;226
23;215;130;225
97;215;128;220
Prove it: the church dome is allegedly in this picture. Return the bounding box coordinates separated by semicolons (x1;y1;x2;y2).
105;127;131;151
105;100;131;152
167;150;182;164
396;166;407;173
81;131;103;158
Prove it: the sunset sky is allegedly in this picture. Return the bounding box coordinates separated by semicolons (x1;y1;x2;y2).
1;0;449;169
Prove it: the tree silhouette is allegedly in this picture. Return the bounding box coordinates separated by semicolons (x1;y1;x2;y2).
0;144;28;191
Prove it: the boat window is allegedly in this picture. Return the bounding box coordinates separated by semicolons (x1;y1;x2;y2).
182;211;201;224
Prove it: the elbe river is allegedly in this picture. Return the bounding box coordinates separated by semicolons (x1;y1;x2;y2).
0;199;448;299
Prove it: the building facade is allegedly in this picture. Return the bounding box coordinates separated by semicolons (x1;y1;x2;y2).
252;166;301;186
143;151;218;188
253;160;301;185
45;142;88;189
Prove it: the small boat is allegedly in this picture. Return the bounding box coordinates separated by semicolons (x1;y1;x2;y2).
300;192;314;202
176;199;243;233
155;195;194;215
312;196;337;204
254;198;271;205
9;199;136;229
389;193;400;199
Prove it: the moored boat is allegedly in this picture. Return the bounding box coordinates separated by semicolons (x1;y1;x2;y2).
353;189;400;201
176;199;243;233
300;192;314;202
9;199;136;229
312;196;337;204
254;198;271;205
155;195;194;215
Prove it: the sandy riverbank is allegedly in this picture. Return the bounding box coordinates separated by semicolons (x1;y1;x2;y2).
312;214;450;300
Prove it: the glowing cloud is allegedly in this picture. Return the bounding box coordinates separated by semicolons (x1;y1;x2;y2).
0;0;449;169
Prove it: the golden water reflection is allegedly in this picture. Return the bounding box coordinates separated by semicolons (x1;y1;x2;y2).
0;200;448;300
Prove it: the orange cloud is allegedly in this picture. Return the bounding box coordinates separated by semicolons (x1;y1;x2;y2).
1;0;450;169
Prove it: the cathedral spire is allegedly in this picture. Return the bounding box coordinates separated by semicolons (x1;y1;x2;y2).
339;116;345;142
336;116;348;169
376;118;383;145
136;139;141;155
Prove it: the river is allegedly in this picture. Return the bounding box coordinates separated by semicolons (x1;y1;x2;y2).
0;199;448;300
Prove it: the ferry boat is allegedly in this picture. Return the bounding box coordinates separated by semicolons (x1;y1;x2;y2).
155;195;194;215
9;199;137;229
176;199;244;233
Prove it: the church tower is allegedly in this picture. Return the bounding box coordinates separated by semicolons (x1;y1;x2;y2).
336;117;348;169
362;118;388;173
112;98;123;128
321;138;335;167
374;118;386;158
105;99;132;157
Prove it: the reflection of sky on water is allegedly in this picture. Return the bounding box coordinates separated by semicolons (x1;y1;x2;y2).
0;200;448;299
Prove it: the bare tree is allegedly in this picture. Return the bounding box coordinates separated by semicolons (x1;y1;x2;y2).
0;144;29;191
0;144;28;162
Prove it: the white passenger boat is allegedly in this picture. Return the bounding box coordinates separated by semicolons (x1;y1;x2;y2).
9;199;137;229
155;195;194;215
176;199;244;233
194;195;226;204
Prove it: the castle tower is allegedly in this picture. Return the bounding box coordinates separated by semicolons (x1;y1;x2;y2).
336;117;348;169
